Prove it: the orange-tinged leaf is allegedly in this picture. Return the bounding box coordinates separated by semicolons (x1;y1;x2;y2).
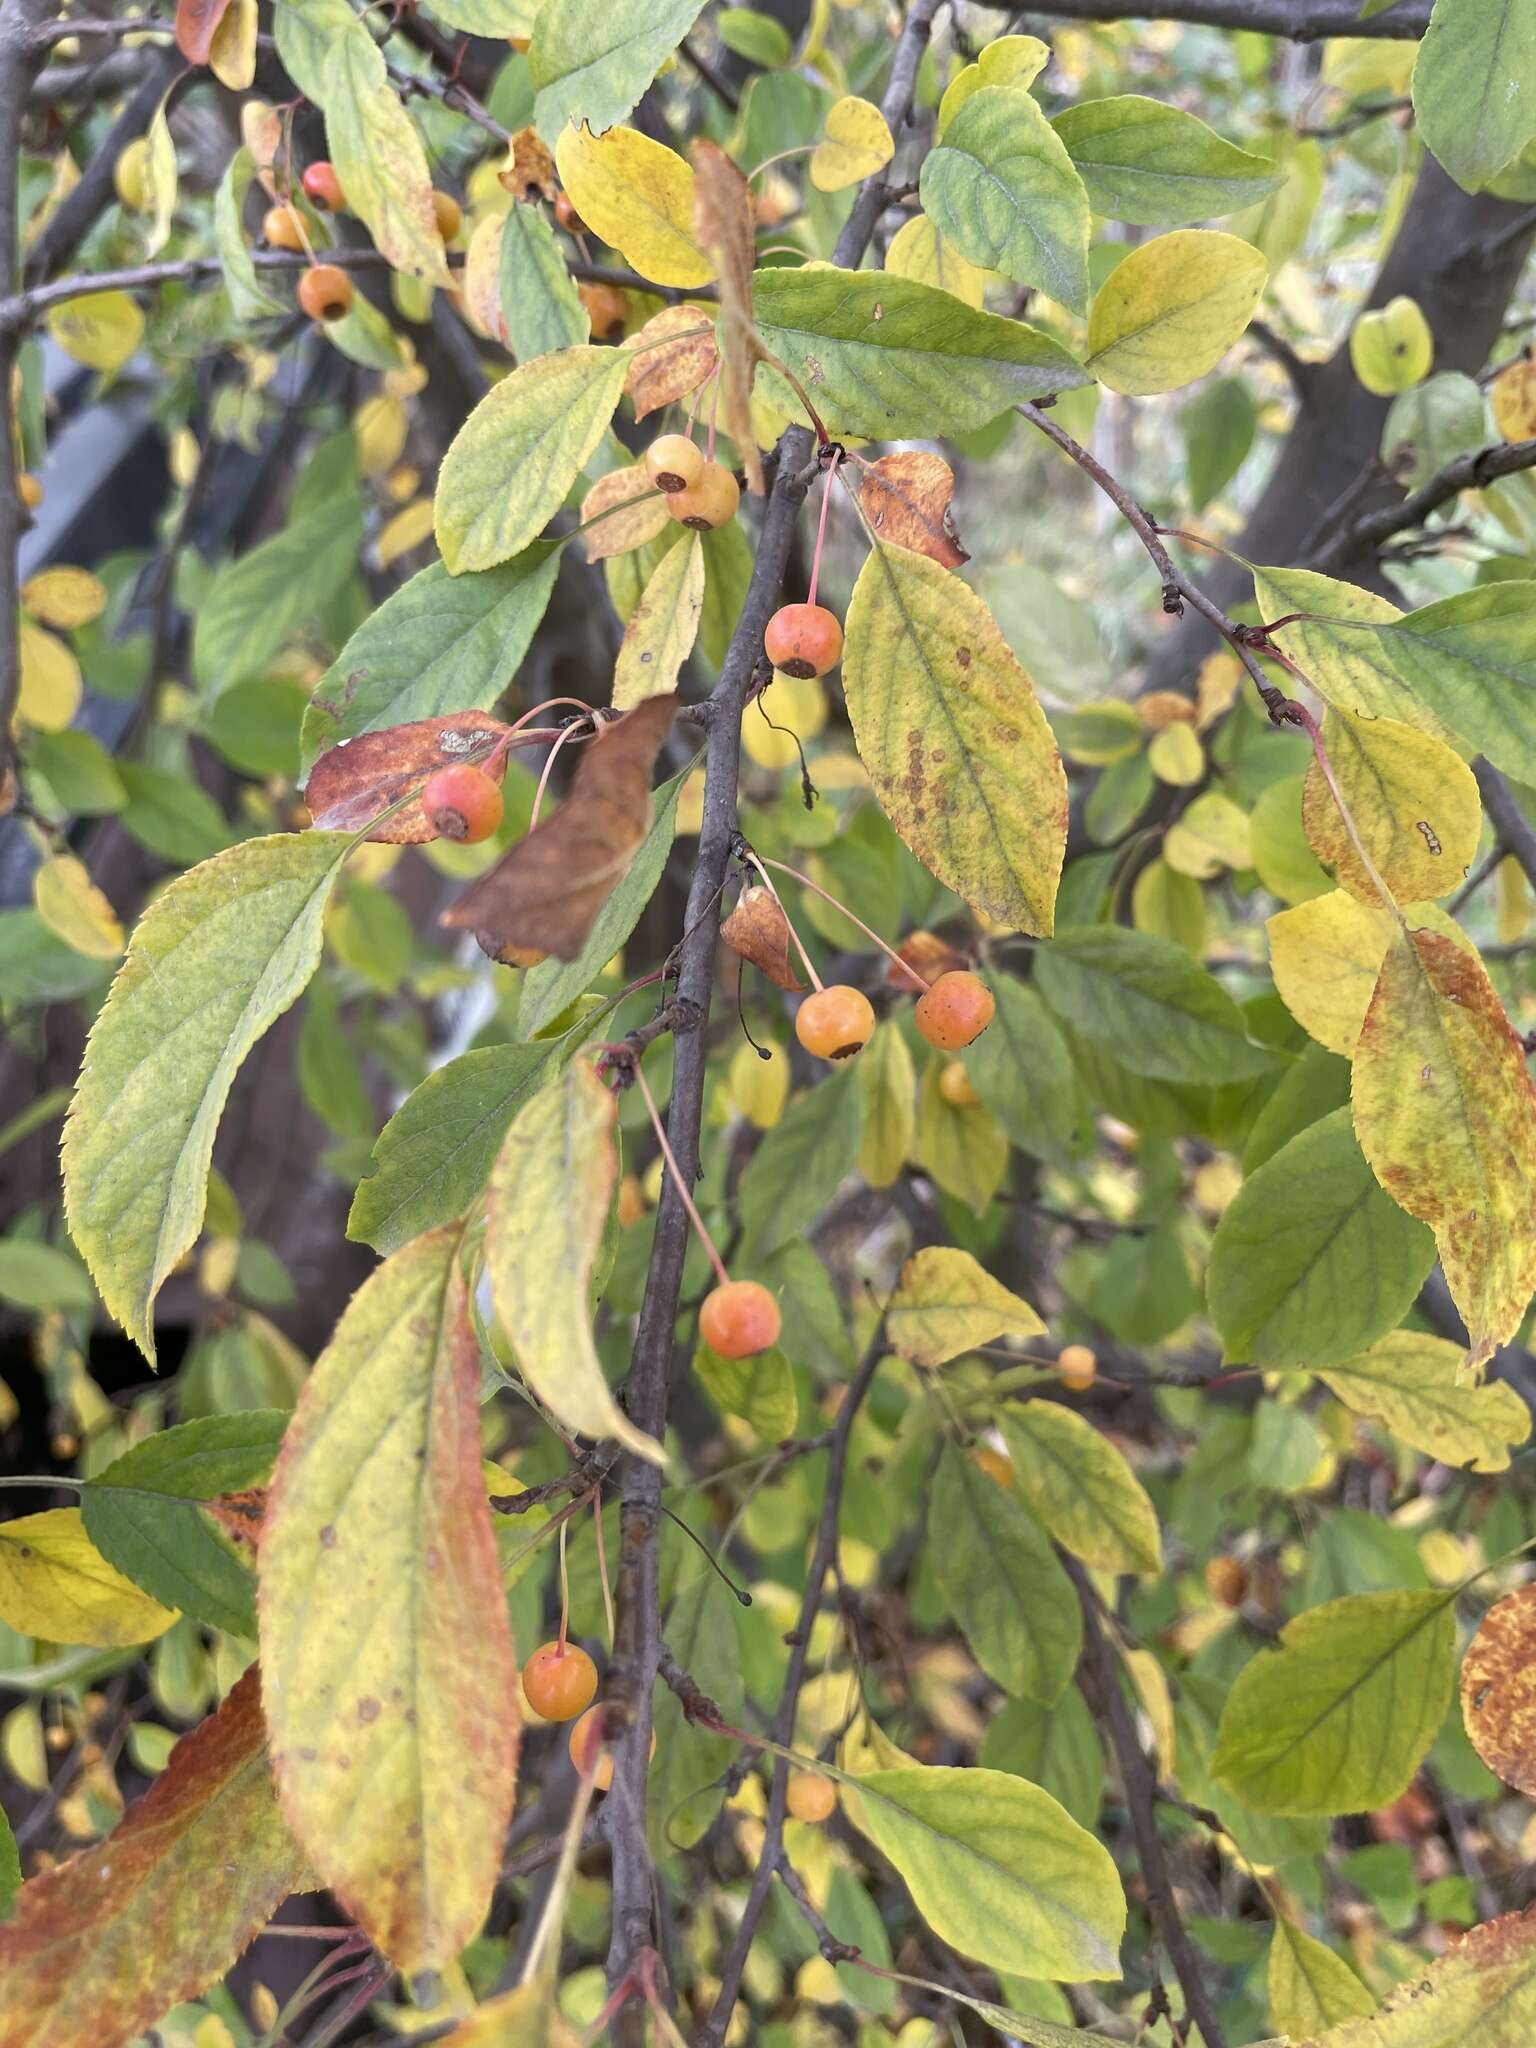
721;883;806;991
174;0;233;66
1463;1584;1536;1795
624;303;717;422
0;1667;306;2048
579;464;671;563
500;127;556;204
463;212;509;344
1490;358;1536;444
692;140;764;495
1285;1905;1536;2046
1352;928;1536;1373
260;1231;518;1972
1268;889;1466;1057
304;710;512;841
857;452;969;569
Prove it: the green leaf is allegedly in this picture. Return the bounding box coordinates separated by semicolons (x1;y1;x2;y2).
1207;1108;1434;1368
1317;1331;1532;1472
694;1343;797;1441
1033;925;1274;1084
751;266;1088;442
301;548;560;772
1181;375;1256;510
349;1040;561;1254
63;834;350;1361
717;7;791;65
1369;583;1536;783
0;1805;17;1922
962;974;1084;1165
1249;566;1456;743
857;1019;916;1187
919;86;1091;314
613;534;704;709
193;501;364;699
979;1689;1104;1831
915;1057;1008;1214
487;1059;664;1461
1413;0;1536;193
498;200;590;362
0;1240;94;1312
842;1759;1123;1979
739;1063;863;1257
1382;371;1489;489
648;1552;744;1851
260;1229;518;1970
842;541;1067;933
427;0;538;31
435;345;627;574
323;56;450;284
1052;95;1282;225
25;728;126;815
117;762;231;867
1268;1919;1378;2037
518;767;686;1036
997;1402;1161;1574
1212;1588;1457;1815
930;1444;1081;1704
214;148;284;320
274;0;377;105
1085;229;1267;395
81;1412;287;1636
529;0;706;141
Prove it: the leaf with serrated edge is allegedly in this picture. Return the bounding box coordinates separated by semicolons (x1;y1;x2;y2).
0;1667;307;2048
1367;583;1536;784
0;1509;177;1648
889;1246;1043;1366
1285;1907;1536;2046
63;834;350;1360
529;0;706;141
613;535;704;709
1318;1332;1530;1472
843;540;1066;933
998;1402;1161;1574
1267;890;1468;1056
500;200;590;362
324;58;450;285
1302;710;1481;904
260;1230;518;1969
487;1060;663;1463
1250;566;1457;743
1034;924;1272;1082
1268;1919;1377;2038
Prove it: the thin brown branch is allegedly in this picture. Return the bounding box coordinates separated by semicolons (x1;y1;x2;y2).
1311;435;1536;567
968;0;1428;36
1246;317;1314;396
1473;759;1536;898
680;37;740;112
24;41;181;285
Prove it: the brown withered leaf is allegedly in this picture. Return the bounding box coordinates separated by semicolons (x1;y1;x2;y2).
500;127;556;204
175;0;234;65
579;464;672;563
691;140;764;496
886;930;968;995
304;711;512;843
625;304;718;422
721;884;806;991
442;695;678;961
1462;1583;1536;1795
858;453;969;570
203;1487;266;1557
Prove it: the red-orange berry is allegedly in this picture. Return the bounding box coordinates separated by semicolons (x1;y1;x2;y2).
666;460;739;531
914;970;995;1051
970;1443;1013;1488
569;1706;653;1790
764;603;843;680
700;1279;781;1359
579;282;629;340
553;190;587;235
297;264;353;323
1058;1343;1098;1392
795;984;875;1061
301;161;346;213
786;1771;837;1823
422;763;503;843
645;433;704;494
523;1641;598;1721
262;204;306;251
432;190;463;242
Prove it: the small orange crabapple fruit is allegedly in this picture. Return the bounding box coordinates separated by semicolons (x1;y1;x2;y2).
645;433;704;495
569;1706;654;1790
914;969;995;1052
786;1771;837;1823
262;204;306;251
795;985;875;1061
553;190;587;235
938;1060;979;1108
422;762;503;843
301;161;346;212
298;264;353;323
17;472;42;510
432;191;463;242
1205;1555;1249;1608
764;603;843;680
1057;1343;1098;1392
700;1279;781;1359
579;282;629;340
887;929;967;995
970;1443;1013;1489
522;1641;598;1721
666;460;739;531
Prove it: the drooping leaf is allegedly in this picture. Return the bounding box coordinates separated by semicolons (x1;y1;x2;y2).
1267;889;1468;1056
529;0;706;141
304;709;512;838
1302;710;1481;905
1352;929;1536;1370
62;834;350;1360
857;452;969;569
738;1063;864;1257
914;1059;1009;1214
261;1230;518;1970
752;267;1088;441
1052;94;1282;224
720;884;806;994
692;138;764;495
888;1246;1044;1367
649;1551;745;1850
1283;1910;1536;2047
0;1509;176;1648
1268;1919;1378;2038
1207;1109;1435;1369
1212;1588;1457;1815
486;1060;663;1462
214;148;284;321
842;540;1067;934
554;123;712;288
920;86;1090;313
324;61;450;285
963;974;1084;1166
857;1019;915;1186
175;0;232;64
1085;229;1266;395
1412;0;1536;194
997;1401;1161;1574
1461;1583;1536;1794
1034;925;1273;1083
435;346;629;574
499;201;590;362
0;1668;306;2048
1367;584;1536;783
1317;1333;1531;1472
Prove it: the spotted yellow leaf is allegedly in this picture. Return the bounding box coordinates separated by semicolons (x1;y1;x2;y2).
45;290;145;374
0;1508;176;1647
1302;710;1481;906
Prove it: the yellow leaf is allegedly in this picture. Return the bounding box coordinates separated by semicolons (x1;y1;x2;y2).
1267;1918;1377;2039
373;497;435;567
884;214;987;308
1349;294;1432;397
207;0;257;90
326;69;452;286
1147;720;1204;785
461;211;507;344
888;1245;1044;1367
1491;358;1536;444
141;93;178;257
1319;1331;1531;1472
33;854;124;960
915;1056;1008;1213
810;95;895;192
740;671;827;769
857;1020;916;1187
728;1040;789;1129
20;566;107;630
554;123;713;289
486;1060;665;1462
613;532;704;708
937;34;1049;138
1267;888;1465;1056
1353;928;1536;1371
353;394;409;477
1086;230;1267;396
1497;853;1531;945
1124;1648;1177;1774
579;463;672;564
1132;857;1207;955
1302;709;1481;905
1164;790;1252;878
0;1507;176;1647
44;291;145;374
16;622;83;732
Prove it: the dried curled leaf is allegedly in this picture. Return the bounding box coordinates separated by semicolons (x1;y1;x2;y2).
442;695;677;961
691;139;764;495
579;465;671;563
501;127;556;204
721;884;806;991
304;710;512;842
624;304;718;422
858;452;969;569
1463;1584;1536;1795
174;0;233;66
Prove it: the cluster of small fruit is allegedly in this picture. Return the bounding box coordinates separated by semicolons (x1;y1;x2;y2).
261;162;463;326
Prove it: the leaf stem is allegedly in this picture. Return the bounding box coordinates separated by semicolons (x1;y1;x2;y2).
736;848;823;991
754;852;929;988
630;1057;731;1290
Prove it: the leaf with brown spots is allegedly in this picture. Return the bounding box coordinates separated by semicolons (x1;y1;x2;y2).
1286;1903;1536;2045
204;1487;267;1555
0;1666;306;2048
1352;928;1536;1374
442;695;677;962
259;1228;518;1972
500;127;556;204
858;452;969;570
691;140;764;495
721;884;806;992
1301;709;1481;907
1462;1585;1536;1796
578;464;671;564
304;711;512;842
624;304;718;422
174;0;233;65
